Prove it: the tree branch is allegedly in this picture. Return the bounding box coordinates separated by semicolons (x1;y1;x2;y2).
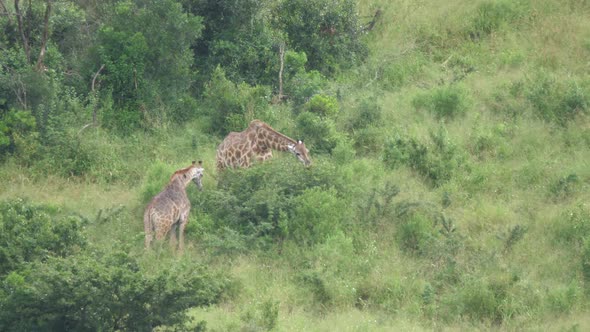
91;64;105;126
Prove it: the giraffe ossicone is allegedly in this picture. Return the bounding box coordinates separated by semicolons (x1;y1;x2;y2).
216;120;311;171
143;160;204;251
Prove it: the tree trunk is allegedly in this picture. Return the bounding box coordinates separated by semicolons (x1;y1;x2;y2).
277;43;285;102
91;64;105;126
14;0;31;63
35;0;52;71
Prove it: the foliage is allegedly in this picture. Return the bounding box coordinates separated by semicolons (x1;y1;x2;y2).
383;126;465;186
199;158;348;250
0;198;87;277
0;109;37;158
412;85;470;120
295;112;341;154
303;94;339;117
274;0;368;76
525;71;589;125
200;66;271;135
181;0;278;86
96;0;203;131
0;249;230;331
281;188;346;246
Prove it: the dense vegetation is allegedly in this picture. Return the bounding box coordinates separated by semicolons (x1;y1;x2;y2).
1;0;590;330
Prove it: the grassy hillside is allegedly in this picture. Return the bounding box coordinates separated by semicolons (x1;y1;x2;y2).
2;0;590;330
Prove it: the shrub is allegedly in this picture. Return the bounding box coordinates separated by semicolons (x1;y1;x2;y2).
286;69;328;106
352;125;384;156
296;111;341;153
526;71;589;125
383;127;465;186
199;158;347;250
281;188;347;246
0;250;231;331
397;213;437;254
0;198;87;276
303;94;339;117
345;97;382;130
0;109;38;159
201;66;271;135
274;0;368;76
412;85;470;120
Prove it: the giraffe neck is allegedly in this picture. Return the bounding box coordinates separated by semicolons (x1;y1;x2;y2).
254;122;297;151
168;167;193;189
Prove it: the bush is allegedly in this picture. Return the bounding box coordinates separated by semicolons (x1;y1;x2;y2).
383;126;465;186
274;0;368;76
345;97;382;131
526;72;589;125
280;188;346;246
286;69;328;106
0;198;87;276
397;213;437;254
0;250;231;331
549;173;581;201
296;112;341;153
412;85;470;120
199;158;347;250
201;66;271;135
303;94;339;117
0;109;38;159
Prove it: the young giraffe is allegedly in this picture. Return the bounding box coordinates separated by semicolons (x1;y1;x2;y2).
216;119;311;171
144;161;204;250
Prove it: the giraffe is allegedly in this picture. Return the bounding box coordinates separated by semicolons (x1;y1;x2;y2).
216;119;311;171
143;161;204;250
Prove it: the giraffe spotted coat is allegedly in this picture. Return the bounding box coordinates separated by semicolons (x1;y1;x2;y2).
144;161;204;250
216;120;311;171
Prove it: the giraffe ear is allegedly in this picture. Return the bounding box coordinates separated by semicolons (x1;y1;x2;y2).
198;160;203;166
192;161;196;165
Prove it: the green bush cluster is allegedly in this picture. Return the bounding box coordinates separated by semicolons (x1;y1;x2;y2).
0;198;232;331
413;85;470;120
383;126;465;186
296;112;342;154
0;199;87;276
198;159;350;252
200;66;271;136
0;250;230;331
525;72;589;125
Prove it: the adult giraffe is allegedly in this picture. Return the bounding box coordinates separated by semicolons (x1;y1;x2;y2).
216;119;311;171
144;161;204;250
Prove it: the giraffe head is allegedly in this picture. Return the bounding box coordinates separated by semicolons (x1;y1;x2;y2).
288;140;311;167
188;160;204;190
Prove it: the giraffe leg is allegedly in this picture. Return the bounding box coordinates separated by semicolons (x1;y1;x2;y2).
178;213;189;252
169;222;178;249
